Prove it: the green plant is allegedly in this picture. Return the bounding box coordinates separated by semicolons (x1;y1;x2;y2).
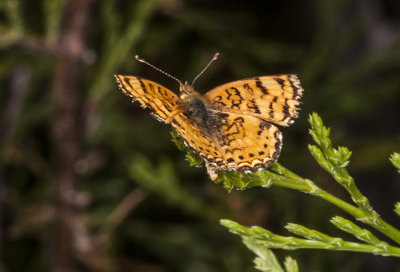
176;113;400;271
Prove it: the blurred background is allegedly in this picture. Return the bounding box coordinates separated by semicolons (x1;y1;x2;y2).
1;0;400;271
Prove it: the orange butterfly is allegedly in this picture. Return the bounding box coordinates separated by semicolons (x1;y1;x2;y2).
115;54;303;180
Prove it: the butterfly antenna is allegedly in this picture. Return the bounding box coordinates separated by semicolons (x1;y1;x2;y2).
135;55;183;86
191;52;219;86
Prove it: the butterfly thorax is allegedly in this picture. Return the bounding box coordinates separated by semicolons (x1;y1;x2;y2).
180;83;212;129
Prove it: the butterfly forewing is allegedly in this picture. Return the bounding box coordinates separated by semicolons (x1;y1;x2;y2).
205;75;303;126
115;75;182;123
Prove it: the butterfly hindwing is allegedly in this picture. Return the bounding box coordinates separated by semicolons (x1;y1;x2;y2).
170;109;283;172
210;111;283;171
170;111;225;167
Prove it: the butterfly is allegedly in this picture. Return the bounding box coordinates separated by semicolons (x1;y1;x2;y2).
115;54;303;180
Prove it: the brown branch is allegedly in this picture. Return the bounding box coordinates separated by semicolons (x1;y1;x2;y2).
13;36;57;54
70;188;148;271
0;31;57;54
0;63;31;261
99;188;147;241
51;0;96;271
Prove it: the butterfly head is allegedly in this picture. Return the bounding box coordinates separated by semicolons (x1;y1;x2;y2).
179;81;196;100
135;53;219;101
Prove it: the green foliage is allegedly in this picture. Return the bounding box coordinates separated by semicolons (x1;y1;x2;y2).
329;216;389;249
218;113;400;270
1;0;400;271
90;0;159;99
171;130;204;167
222;220;298;272
390;152;400;174
243;237;298;272
308;113;352;169
128;154;212;217
222;219;400;258
395;203;400;218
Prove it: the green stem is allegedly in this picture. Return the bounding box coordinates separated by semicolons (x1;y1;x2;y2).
269;166;400;245
6;0;24;34
89;0;159;98
295;180;400;245
311;187;364;218
222;219;400;258
257;237;400;257
370;219;400;246
297;183;400;245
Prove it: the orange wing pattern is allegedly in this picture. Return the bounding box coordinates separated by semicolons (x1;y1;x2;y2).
205;75;303;126
115;72;304;181
169;111;282;180
212;112;282;171
114;75;182;123
170;112;224;166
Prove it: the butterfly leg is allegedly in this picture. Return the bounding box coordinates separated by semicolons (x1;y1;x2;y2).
205;162;219;181
164;109;183;123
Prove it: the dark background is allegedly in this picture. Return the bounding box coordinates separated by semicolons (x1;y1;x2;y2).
1;0;400;271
